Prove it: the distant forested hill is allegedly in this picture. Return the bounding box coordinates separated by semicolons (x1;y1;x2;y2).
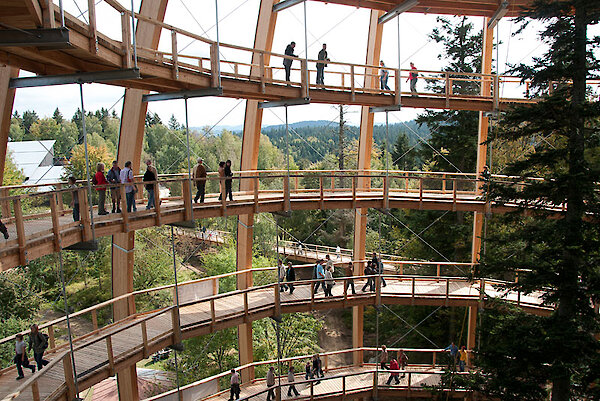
261;119;429;166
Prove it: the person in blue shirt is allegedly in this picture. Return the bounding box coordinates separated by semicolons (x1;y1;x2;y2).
444;342;459;370
313;260;325;294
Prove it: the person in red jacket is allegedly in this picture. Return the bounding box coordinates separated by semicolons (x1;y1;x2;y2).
93;162;109;215
386;358;400;385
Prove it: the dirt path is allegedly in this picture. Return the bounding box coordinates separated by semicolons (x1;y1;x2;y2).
316;309;353;367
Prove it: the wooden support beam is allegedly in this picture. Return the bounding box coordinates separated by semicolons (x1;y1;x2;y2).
0;66;19;185
352;9;383;367
41;0;55;29
24;0;43;27
236;0;279;383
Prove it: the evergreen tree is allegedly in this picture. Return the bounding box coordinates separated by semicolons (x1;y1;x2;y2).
52;107;63;124
416;17;483;173
168;114;181;130
474;1;600;400
21;110;39;134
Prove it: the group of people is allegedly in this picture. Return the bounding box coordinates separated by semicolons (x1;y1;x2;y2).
283;41;418;94
67;157;237;223
379;345;410;385
444;342;468;372
380;60;419;95
13;324;50;380
312;256;336;297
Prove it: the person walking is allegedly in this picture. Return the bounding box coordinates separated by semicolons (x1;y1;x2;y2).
283;42;298;83
407;62;418;96
93;162;109;215
458;346;467;372
316;44;329;85
143;159;158;210
361;261;375;292
344;261;356;295
386;358;400;385
107;160;121;213
14;334;35;380
229;369;240;401
312;354;324;379
380;61;390;90
28;324;48;371
324;267;335;297
398;349;409;378
325;254;334;273
120;161;137;213
286;262;296;295
0;219;9;240
313;260;325;294
380;345;389;370
372;252;386;287
224;160;234;201
305;361;313;380
266;366;276;401
278;260;288;292
287;366;300;397
335;245;341;260
193;158;207;203
68;176;80;222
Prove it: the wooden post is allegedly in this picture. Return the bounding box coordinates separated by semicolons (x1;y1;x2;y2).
274;283;281;317
260;52;266;93
210;299;216;331
121;12;132;68
350;66;355;101
154;181;162;226
301;59;308;97
419;178;423;209
171;30;179;80
319;176;324;209
49;193;61;252
63;354;76;399
445;72;450;108
171;307;182;344
88;0;98;54
106;337;115;375
210;42;220;87
141;320;149;358
31;381;40;401
183;179;193;220
91;309;99;330
41;0;55;29
0;188;10;219
383;175;389;209
48;325;55;349
120;185;130;232
254;176;260;213
13;198;27;265
395;69;401;104
79;188;92;241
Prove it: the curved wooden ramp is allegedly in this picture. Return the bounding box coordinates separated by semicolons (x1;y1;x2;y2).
0;269;549;401
0;171;559;271
144;348;470;401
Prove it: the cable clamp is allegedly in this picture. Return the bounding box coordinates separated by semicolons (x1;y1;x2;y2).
112;243;135;253
237;219;254;229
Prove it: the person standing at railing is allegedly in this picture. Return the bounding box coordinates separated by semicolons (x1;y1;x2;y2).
120;161;137;213
266;366;276;401
229;369;240;401
386;357;400;385
398;349;409;378
68;176;80;222
345;261;356;295
107;160;121;214
14;334;35;380
316;43;329;85
0;219;9;240
380;61;391;91
312;354;324;380
283;41;298;84
193;158;207;203
220;160;234;201
458;346;467;372
407;62;418;96
286;262;296;295
143;159;158;210
28;324;48;371
93;162;109;215
372;252;387;287
287;366;300;397
444;342;458;371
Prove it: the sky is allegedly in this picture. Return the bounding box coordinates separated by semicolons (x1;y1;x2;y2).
11;0;595;130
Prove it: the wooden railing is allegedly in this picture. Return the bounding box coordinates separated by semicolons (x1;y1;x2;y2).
43;1;600;107
143;347;470;401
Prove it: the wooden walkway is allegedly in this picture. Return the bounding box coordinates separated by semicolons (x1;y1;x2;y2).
1;169;554;271
1;0;561;112
0;272;549;401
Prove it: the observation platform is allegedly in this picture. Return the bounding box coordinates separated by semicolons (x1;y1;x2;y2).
0;267;548;401
0;170;563;271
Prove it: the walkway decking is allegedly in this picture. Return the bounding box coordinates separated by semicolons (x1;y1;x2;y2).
0;274;548;401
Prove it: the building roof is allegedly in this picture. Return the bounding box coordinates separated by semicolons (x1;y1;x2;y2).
7;140;65;187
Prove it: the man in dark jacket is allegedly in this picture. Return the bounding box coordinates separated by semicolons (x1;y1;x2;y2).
224;160;234;201
284;42;298;83
28;324;48;370
106;160;121;213
316;43;328;85
286;262;296;294
372;252;386;287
